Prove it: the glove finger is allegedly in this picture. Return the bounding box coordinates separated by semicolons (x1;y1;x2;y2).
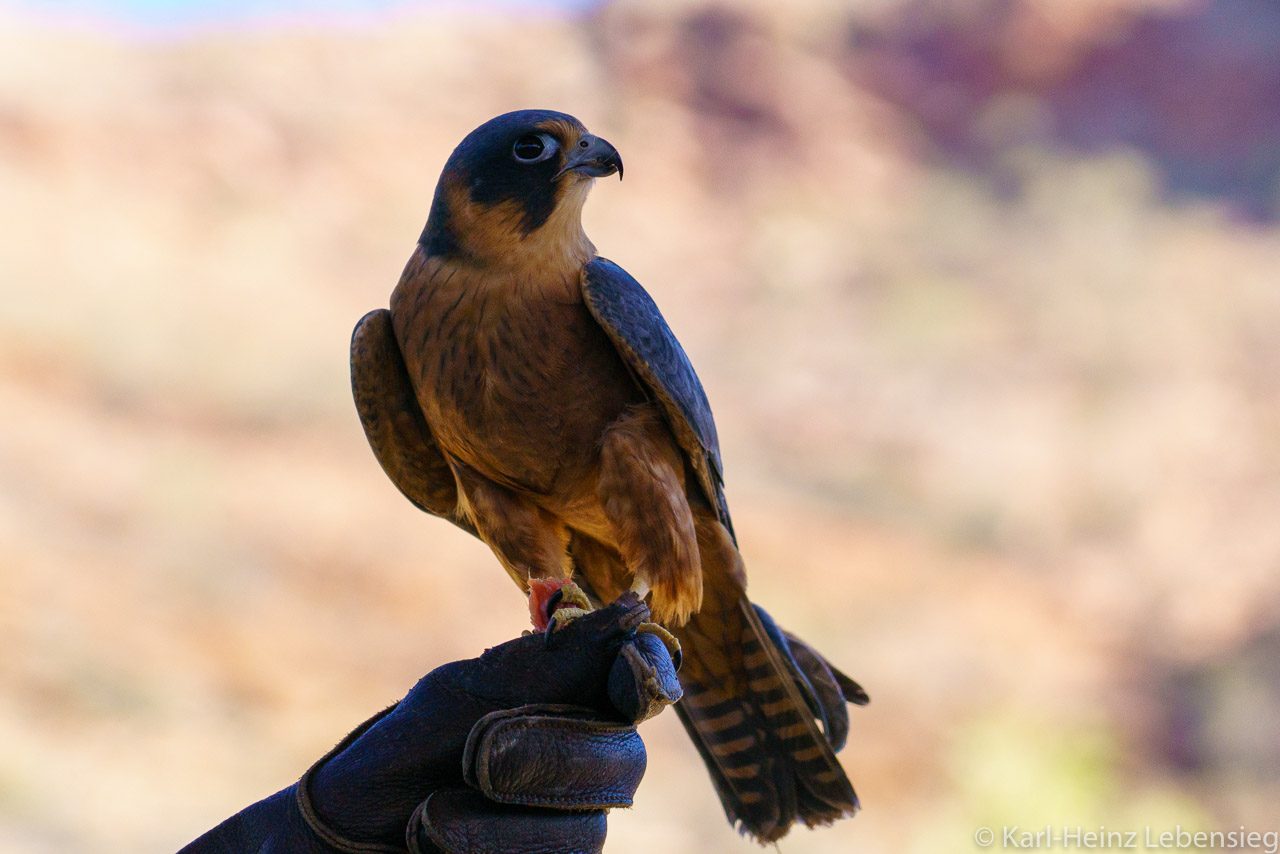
463;705;645;809
608;631;683;724
410;789;606;854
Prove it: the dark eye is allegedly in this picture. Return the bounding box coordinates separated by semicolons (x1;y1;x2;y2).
512;133;557;163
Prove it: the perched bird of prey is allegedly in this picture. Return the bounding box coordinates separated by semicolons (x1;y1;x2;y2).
350;109;867;842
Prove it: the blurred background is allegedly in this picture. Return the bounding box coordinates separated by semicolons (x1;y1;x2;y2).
3;0;1280;851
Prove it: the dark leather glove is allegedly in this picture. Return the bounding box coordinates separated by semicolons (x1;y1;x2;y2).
181;595;680;854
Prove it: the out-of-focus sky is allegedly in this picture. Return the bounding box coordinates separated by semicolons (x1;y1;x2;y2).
10;0;593;33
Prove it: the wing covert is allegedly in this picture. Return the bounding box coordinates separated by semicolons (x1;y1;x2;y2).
580;258;731;534
350;308;477;537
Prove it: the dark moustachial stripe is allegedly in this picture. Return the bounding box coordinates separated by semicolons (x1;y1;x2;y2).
466;161;559;235
419;109;586;249
419;180;461;258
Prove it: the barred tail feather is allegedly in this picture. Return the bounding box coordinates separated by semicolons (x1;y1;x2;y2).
672;597;865;842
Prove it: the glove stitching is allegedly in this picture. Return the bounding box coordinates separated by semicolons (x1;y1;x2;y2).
404;798;436;854
296;703;407;854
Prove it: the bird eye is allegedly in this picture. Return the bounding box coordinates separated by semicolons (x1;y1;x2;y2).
512;133;557;163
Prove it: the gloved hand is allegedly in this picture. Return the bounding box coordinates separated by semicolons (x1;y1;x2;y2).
180;595;681;854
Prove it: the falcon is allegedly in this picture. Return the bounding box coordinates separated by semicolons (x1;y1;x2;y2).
350;109;867;842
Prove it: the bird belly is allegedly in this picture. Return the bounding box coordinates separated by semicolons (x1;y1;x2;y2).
393;273;639;499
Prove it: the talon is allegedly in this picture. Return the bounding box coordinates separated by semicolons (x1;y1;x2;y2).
636;621;682;672
544;606;592;645
548;607;592;631
557;582;593;612
529;579;595;632
544;588;565;622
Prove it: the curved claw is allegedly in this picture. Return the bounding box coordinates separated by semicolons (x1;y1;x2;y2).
544;605;593;648
533;579;597;642
636;621;682;672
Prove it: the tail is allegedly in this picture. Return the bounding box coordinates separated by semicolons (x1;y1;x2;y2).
672;597;869;843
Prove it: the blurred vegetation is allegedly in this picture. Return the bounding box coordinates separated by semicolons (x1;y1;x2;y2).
1;0;1278;851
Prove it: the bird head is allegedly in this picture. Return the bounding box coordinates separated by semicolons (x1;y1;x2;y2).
419;110;622;268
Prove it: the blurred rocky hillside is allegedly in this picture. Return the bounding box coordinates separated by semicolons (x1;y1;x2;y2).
2;1;1278;852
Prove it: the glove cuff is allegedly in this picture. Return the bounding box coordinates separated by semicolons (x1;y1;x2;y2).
296;703;406;854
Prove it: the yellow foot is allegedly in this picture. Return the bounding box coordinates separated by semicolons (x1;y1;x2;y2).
546;607;591;634
636;621;682;672
543;581;595;634
624;578;681;669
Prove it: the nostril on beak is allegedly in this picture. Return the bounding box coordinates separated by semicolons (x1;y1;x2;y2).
555;134;623;180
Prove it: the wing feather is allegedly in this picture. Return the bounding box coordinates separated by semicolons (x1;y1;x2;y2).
350;308;477;537
580;258;733;536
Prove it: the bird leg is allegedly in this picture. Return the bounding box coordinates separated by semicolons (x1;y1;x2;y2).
529;576;682;669
545;583;594;635
630;577;683;672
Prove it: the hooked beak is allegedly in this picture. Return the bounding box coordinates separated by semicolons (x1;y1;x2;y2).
555;134;623;181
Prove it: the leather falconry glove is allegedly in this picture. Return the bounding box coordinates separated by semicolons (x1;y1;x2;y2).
180;595;680;854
